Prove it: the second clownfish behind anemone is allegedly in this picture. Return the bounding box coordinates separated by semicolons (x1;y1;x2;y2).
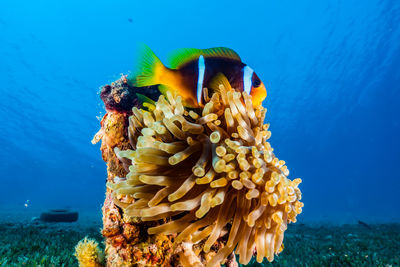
127;44;267;108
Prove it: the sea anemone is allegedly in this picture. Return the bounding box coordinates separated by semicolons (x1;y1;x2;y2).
108;78;303;266
74;237;104;267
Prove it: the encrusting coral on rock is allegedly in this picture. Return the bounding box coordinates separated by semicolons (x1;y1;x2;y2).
92;78;178;266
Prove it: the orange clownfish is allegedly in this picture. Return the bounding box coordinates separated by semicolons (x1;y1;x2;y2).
128;45;267;107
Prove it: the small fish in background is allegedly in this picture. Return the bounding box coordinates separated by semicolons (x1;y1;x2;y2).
128;18;133;23
128;44;267;108
24;199;30;208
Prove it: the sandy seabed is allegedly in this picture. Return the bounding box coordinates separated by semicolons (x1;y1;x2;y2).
0;208;399;266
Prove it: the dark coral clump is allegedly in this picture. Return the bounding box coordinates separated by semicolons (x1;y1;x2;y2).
100;76;160;113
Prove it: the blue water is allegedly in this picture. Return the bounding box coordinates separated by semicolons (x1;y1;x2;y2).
0;0;399;223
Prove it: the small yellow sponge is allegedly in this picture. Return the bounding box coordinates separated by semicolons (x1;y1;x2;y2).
74;237;104;267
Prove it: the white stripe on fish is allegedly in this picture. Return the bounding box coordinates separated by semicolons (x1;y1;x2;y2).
197;55;205;104
243;65;254;95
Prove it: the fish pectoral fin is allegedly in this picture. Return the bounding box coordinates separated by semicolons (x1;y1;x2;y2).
127;43;166;87
208;72;233;95
168;47;242;69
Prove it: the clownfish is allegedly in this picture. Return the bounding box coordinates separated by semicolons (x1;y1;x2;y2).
128;44;267;107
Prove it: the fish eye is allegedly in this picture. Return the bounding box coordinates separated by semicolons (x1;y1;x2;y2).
252;76;261;88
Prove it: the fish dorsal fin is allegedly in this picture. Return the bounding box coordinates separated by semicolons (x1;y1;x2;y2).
208;72;232;94
168;47;241;69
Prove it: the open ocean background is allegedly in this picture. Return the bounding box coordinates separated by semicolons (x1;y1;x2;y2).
0;0;399;224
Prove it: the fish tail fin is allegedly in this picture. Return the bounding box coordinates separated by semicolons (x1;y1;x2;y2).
128;44;167;87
